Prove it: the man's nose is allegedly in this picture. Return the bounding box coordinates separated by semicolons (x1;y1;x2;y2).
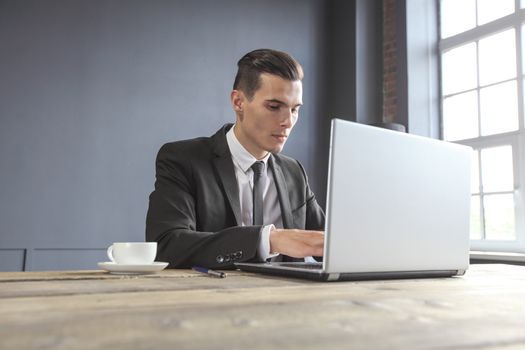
280;110;294;128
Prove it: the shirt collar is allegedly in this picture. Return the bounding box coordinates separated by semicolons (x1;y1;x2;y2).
226;124;270;173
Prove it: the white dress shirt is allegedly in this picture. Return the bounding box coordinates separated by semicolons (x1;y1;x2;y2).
226;126;281;260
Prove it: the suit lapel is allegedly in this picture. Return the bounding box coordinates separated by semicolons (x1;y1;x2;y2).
211;124;242;226
269;156;293;229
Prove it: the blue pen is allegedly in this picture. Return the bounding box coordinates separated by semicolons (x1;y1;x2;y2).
192;266;226;278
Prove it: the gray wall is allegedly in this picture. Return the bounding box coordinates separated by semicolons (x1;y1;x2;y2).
396;0;440;137
0;0;329;270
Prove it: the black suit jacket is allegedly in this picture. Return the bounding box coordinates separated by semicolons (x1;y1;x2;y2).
146;124;325;268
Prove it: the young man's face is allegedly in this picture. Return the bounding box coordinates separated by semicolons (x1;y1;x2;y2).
231;73;302;160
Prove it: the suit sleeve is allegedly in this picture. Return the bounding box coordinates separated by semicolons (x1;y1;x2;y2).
296;160;325;262
145;144;262;269
297;161;325;231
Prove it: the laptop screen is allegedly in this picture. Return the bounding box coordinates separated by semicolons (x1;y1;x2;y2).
323;119;471;273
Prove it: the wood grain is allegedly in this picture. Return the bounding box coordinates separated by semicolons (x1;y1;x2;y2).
1;264;525;350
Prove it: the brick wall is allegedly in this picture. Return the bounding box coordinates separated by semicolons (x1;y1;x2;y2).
382;0;397;124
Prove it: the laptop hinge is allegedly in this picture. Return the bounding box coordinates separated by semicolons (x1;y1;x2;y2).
327;273;340;281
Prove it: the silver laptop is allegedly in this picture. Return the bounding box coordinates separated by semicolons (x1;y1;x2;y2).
235;118;472;281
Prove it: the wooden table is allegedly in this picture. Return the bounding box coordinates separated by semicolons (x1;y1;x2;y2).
1;264;525;350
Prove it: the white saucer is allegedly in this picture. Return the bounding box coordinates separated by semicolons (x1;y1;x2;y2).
98;261;169;275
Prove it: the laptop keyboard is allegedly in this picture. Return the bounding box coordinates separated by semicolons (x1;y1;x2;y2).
278;262;322;270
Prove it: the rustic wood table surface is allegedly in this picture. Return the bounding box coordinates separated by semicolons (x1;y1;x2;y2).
1;264;524;350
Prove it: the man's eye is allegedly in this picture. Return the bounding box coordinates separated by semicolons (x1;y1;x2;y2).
268;105;280;110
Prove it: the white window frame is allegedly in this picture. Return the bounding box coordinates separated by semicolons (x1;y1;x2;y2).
439;1;525;253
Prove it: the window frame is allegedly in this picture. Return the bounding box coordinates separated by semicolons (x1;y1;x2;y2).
439;1;525;253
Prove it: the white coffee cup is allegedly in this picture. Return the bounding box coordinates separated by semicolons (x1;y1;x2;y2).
107;242;157;265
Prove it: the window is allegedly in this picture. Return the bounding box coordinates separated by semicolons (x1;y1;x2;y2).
440;0;525;252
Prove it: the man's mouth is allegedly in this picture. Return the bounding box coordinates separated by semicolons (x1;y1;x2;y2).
272;134;288;142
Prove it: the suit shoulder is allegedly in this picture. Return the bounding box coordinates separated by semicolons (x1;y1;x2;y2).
272;153;305;173
157;123;231;157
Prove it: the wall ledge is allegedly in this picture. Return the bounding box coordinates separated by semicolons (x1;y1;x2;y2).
470;251;525;265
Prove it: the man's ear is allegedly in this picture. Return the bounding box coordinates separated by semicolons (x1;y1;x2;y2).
230;90;244;119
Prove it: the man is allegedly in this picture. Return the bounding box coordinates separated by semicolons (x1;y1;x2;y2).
146;49;325;269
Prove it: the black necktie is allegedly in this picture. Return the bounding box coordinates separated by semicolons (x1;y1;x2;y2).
251;161;265;225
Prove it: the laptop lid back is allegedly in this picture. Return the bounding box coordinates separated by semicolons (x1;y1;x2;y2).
324;119;471;274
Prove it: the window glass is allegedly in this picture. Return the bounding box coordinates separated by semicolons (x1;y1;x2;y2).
471;150;480;194
480;146;514;192
440;0;476;38
478;29;516;86
522;25;525;74
477;0;515;25
443;91;479;141
440;0;522;248
470;195;482;239
480;80;519;136
484;194;516;240
442;43;478;95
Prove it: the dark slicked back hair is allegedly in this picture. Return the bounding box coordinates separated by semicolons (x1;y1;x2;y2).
233;48;304;100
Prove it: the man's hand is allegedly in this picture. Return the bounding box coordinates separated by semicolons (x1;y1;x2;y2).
269;228;324;258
